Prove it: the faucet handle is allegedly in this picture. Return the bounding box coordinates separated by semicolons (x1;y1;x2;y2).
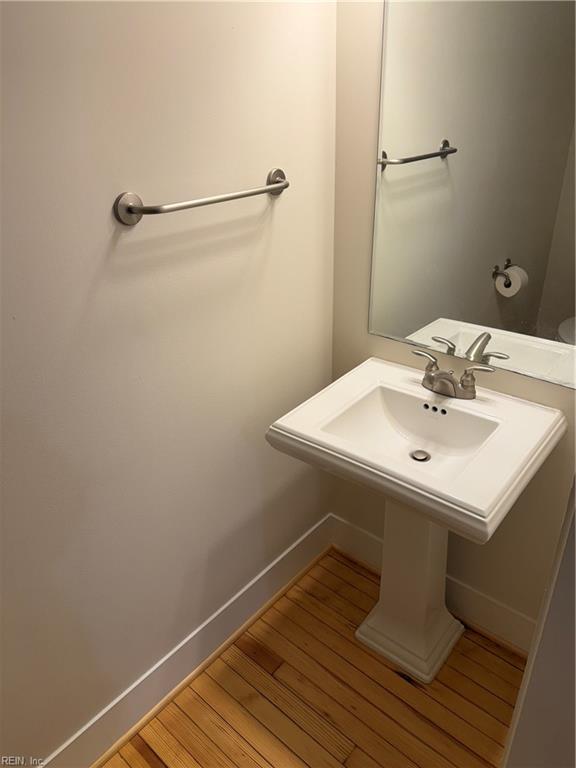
412;349;439;372
432;336;456;355
460;364;495;390
463;364;496;375
483;351;510;363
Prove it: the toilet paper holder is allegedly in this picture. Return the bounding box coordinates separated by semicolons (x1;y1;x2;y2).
492;258;514;288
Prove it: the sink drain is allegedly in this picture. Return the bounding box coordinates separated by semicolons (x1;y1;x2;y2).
410;449;431;463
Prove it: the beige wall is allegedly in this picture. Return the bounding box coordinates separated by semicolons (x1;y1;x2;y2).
0;2;335;757
370;1;574;340
334;1;575;646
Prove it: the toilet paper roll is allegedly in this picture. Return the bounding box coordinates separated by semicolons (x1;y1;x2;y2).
495;265;529;298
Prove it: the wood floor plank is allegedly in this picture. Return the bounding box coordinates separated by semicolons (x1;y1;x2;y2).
289;584;359;636
121;735;168;768
192;673;307;768
249;618;457;768
297;573;367;625
288;586;503;765
464;630;526;670
456;636;523;688
206;657;343;768
447;651;518;706
275;662;419;768
345;748;385;768
140;719;202;768
235;633;283;674
103;755;131;768
437;665;514;725
275;594;501;767
308;564;376;613
175;687;273;768
222;644;354;762
330;549;380;585
158;701;237;768
417;675;508;748
319;555;380;600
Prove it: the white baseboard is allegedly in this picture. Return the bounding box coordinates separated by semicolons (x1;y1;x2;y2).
446;575;536;653
45;512;535;767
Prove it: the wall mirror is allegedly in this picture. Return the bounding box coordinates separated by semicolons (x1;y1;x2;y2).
369;1;575;388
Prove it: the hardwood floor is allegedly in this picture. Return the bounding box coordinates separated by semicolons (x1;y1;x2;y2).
103;549;526;768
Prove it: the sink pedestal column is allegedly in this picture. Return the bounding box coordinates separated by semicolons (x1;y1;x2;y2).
356;500;463;683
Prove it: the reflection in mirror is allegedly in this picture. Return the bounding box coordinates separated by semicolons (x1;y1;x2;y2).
369;1;575;388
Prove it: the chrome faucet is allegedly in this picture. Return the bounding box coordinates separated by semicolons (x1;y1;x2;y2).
412;349;494;399
464;332;510;364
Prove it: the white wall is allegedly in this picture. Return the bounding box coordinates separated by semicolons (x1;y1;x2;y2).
370;1;574;340
334;1;575;650
0;2;335;759
538;131;575;340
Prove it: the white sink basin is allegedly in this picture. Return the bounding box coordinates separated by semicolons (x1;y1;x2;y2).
408;317;576;388
267;357;565;543
323;386;498;481
266;357;566;682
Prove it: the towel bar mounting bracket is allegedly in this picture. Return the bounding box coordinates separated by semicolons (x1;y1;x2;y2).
114;192;145;226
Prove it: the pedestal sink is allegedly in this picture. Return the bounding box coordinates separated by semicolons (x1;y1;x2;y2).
266;357;566;682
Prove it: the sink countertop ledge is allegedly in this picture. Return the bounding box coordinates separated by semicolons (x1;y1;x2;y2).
266;357;567;544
